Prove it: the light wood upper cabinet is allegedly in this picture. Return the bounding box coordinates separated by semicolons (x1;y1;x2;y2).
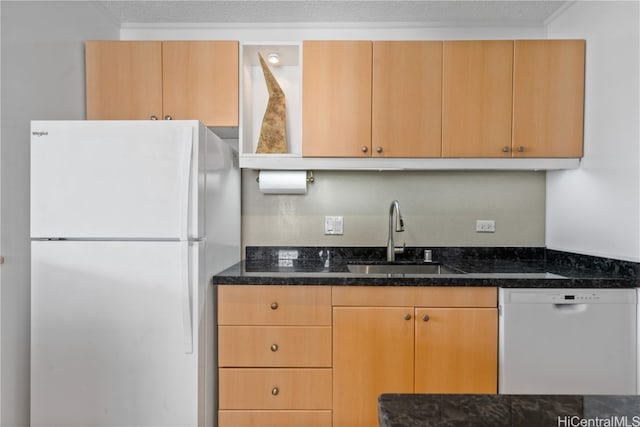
85;40;239;126
442;40;514;158
85;41;163;121
303;40;442;158
162;41;238;126
372;41;443;157
252;38;584;167
302;41;372;157
513;40;585;157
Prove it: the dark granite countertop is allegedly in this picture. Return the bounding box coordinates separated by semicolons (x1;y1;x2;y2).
212;247;640;288
378;394;640;427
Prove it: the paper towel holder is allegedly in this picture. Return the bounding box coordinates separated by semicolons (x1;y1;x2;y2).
256;170;315;184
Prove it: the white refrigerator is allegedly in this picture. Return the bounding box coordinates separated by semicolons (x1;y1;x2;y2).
30;120;240;426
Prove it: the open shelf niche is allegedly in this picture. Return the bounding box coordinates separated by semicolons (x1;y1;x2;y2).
239;43;302;168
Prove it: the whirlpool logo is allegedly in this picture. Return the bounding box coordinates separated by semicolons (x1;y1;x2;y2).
32;131;49;137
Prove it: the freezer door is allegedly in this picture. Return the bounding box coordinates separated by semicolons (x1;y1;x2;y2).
30;121;203;239
31;240;210;426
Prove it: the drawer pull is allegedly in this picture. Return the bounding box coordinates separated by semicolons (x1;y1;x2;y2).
271;344;278;352
271;387;279;396
404;313;411;321
422;314;430;322
270;302;279;310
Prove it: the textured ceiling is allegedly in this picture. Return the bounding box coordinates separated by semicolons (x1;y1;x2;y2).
97;0;570;25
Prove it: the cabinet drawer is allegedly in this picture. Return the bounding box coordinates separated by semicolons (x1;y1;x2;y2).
332;286;497;307
219;410;332;427
218;285;332;325
219;326;331;367
219;368;332;410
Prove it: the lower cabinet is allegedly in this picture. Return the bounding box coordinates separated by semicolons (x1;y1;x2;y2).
218;410;332;427
218;285;497;427
333;306;414;426
414;307;497;393
332;286;498;426
219;368;332;410
217;285;333;427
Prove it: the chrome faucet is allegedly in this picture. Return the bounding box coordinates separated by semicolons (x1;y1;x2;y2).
387;200;405;262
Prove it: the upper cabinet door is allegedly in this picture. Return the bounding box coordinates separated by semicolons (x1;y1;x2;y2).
162;41;239;127
513;40;585;158
442;41;514;158
372;41;443;158
85;41;163;120
302;41;372;157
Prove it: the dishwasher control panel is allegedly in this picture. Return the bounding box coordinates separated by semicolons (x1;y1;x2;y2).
554;293;599;302
504;289;636;304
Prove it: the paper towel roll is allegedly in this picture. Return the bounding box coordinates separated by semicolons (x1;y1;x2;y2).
258;170;308;194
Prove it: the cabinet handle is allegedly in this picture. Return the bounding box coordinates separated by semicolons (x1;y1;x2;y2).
164;115;172;120
518;146;525;153
271;387;279;396
502;146;510;153
150;115;158;120
271;344;278;352
422;314;430;322
361;146;368;153
376;146;383;153
404;313;411;321
270;302;279;310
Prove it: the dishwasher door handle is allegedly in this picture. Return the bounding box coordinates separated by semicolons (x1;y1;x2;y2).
552;303;588;313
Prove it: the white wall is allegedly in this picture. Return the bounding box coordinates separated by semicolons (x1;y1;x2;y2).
121;22;546;41
0;2;118;425
0;4;3;421
546;1;640;261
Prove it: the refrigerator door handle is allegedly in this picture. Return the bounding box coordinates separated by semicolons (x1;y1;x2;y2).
178;128;194;241
181;244;193;354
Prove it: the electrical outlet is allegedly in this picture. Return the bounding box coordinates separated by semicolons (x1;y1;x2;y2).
277;250;299;260
277;250;299;267
324;216;344;235
476;220;496;233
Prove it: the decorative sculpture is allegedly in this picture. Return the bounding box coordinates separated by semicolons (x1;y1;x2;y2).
256;52;288;154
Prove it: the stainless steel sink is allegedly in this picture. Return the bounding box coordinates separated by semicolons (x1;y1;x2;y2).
347;263;463;275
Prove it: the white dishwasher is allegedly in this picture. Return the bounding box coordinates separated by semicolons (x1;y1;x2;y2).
499;288;637;395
